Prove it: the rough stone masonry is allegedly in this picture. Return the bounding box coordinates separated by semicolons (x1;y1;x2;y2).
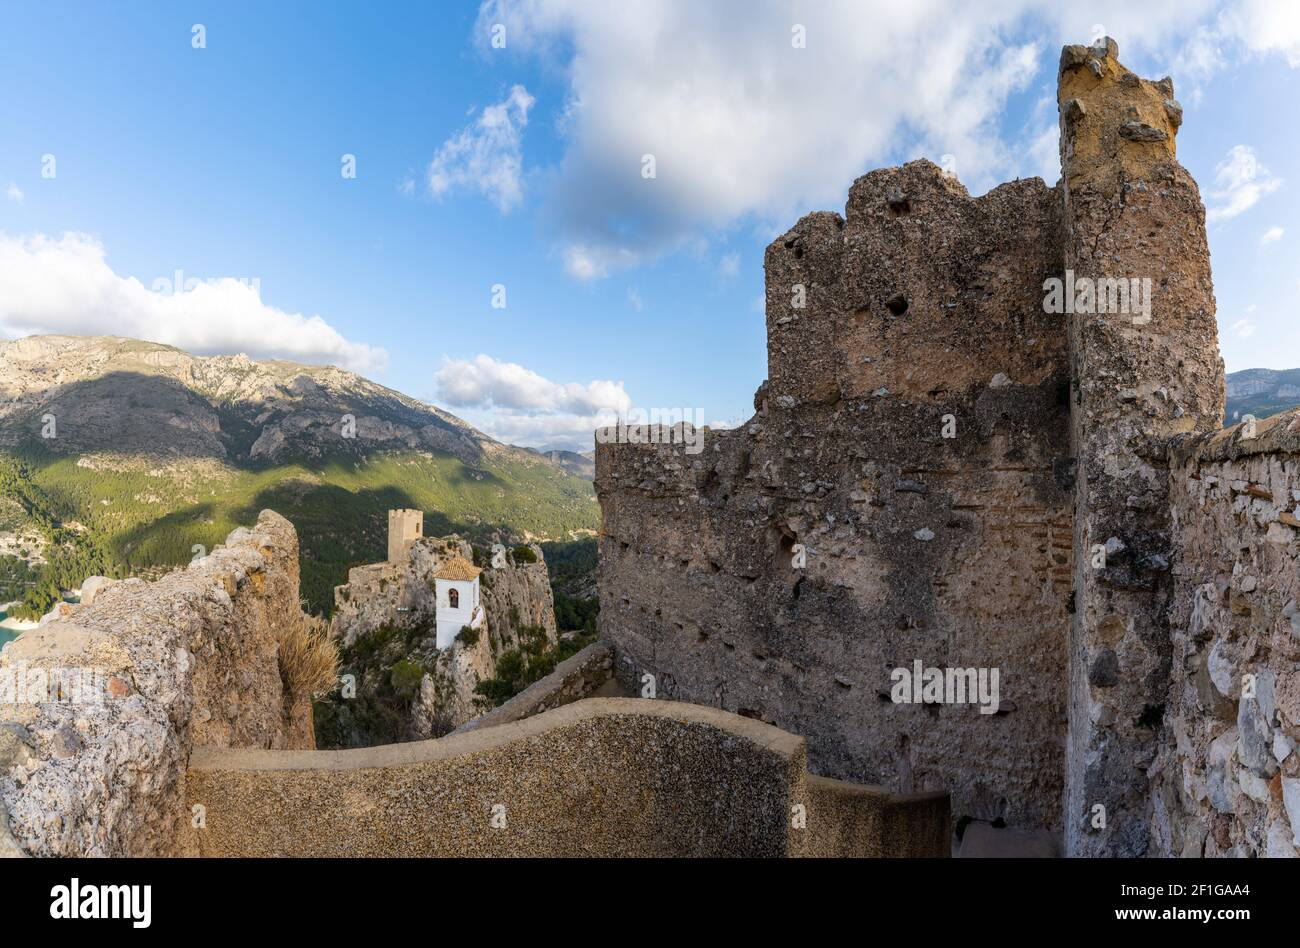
595;38;1252;856
1058;37;1222;857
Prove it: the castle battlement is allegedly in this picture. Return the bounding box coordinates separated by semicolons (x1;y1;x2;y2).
592;38;1267;859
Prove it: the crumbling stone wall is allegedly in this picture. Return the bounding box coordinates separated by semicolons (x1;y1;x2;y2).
598;159;1073;839
1058;39;1223;856
596;38;1231;854
1152;411;1300;857
0;511;315;857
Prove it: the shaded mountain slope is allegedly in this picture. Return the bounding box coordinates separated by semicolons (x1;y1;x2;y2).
0;335;598;613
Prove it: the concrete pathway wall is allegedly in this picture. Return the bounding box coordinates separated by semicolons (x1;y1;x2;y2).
188;697;949;857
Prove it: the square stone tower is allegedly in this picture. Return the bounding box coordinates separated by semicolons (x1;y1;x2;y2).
387;508;423;564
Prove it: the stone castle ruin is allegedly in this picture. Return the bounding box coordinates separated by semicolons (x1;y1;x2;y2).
1;37;1295;860
387;508;424;564
596;39;1299;857
0;509;948;857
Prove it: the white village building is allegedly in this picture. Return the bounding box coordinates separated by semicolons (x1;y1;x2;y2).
433;555;484;649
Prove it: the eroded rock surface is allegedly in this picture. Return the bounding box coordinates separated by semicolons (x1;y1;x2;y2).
327;538;558;739
0;511;315;856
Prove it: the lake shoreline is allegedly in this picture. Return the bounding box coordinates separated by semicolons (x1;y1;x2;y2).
1;599;42;647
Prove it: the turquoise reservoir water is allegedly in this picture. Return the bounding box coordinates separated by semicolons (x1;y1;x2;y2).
0;608;18;648
0;594;79;648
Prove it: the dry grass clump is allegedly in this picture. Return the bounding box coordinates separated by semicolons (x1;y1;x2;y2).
278;606;340;700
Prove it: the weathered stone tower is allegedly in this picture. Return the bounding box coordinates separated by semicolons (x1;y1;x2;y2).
595;38;1248;856
387;508;423;564
1057;38;1223;857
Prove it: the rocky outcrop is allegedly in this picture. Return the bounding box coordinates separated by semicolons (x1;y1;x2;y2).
0;511;317;857
324;538;558;740
453;641;615;734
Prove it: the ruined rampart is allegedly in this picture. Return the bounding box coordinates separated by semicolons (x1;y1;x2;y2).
596;38;1230;855
1152;411;1300;856
1058;37;1223;857
599;139;1072;844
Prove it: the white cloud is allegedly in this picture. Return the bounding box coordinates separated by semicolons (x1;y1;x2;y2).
626;286;643;312
427;84;535;212
475;0;1231;278
1021;94;1061;184
1220;0;1300;67
562;243;640;281
1168;1;1300;100
436;353;630;415
5;183;22;204
717;252;740;281
435;353;633;450
0;232;385;373
1260;226;1284;245
1207;145;1281;222
1232;305;1258;338
468;412;601;451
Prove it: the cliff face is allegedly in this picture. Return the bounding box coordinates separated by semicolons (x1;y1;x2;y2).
0;511;316;857
324;538;558;741
1225;368;1300;423
0;334;485;463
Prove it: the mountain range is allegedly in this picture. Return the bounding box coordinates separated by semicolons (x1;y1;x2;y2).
1224;368;1300;424
0;335;598;614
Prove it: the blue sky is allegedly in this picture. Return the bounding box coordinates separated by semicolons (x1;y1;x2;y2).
2;1;1299;449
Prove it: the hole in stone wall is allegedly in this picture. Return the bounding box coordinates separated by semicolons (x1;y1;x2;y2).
1137;704;1165;728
